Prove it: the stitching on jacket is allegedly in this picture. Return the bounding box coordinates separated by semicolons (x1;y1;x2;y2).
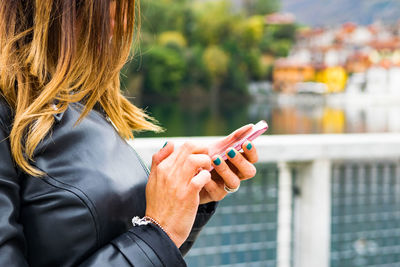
109;240;135;267
46;174;101;245
31;165;101;246
126;232;159;266
130;225;187;267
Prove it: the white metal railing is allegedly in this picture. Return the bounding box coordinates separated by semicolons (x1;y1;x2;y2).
129;133;400;267
130;134;400;165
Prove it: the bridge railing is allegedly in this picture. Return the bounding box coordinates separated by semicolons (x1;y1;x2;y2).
130;133;400;267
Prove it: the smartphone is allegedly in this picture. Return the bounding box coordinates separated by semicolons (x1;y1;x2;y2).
211;120;268;169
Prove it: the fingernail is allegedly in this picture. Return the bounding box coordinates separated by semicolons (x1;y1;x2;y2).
162;142;168;148
227;149;236;158
246;142;252;150
213;157;221;166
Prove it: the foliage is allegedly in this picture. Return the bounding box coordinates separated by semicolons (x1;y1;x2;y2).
271;24;297;40
243;0;280;16
240;16;265;47
140;45;186;96
183;45;211;90
159;31;187;48
243;48;266;80
191;0;240;46
140;0;188;34
203;46;230;82
260;24;297;57
126;0;295;98
221;58;249;94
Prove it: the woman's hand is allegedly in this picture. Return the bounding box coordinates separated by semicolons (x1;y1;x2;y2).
199;125;259;204
145;142;212;248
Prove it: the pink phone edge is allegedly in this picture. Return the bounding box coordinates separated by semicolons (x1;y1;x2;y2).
210;121;268;169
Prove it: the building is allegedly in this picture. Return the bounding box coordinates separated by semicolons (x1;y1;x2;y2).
273;21;400;94
273;59;315;94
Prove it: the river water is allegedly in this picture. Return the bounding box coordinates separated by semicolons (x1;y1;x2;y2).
132;96;400;138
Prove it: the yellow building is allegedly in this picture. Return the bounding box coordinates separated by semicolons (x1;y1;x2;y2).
315;66;348;93
321;107;345;133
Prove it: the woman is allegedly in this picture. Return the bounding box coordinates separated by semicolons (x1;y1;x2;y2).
0;1;258;266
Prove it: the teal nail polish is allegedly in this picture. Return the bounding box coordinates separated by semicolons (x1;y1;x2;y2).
162;142;168;148
213;157;221;166
246;142;253;150
227;149;236;158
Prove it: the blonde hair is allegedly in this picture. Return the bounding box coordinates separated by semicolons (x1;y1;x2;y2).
0;0;161;177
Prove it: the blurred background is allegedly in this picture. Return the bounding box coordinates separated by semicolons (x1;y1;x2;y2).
126;0;400;266
124;0;400;137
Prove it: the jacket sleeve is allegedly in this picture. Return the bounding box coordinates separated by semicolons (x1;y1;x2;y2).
81;202;218;266
80;224;187;267
180;201;218;256
0;121;29;266
80;204;218;266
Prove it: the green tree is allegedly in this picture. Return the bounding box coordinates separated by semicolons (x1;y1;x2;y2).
243;0;280;16
124;0;297;97
221;59;248;94
140;0;189;34
183;45;211;90
140;45;186;96
272;24;297;40
243;48;265;80
203;46;230;83
203;45;230;107
260;24;296;57
239;16;265;48
192;0;240;46
159;31;187;47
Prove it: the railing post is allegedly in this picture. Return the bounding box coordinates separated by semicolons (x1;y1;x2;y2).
277;162;293;267
294;159;332;267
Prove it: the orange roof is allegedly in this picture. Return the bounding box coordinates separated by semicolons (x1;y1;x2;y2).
341;22;357;33
369;38;400;50
367;25;379;35
347;52;370;61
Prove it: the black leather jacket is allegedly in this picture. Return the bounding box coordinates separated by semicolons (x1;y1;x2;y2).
0;98;217;266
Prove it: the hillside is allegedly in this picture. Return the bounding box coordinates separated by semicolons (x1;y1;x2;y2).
281;0;400;26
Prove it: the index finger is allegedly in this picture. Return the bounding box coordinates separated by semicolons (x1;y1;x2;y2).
176;142;209;163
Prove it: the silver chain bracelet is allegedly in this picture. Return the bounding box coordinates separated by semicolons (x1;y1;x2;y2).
132;216;170;239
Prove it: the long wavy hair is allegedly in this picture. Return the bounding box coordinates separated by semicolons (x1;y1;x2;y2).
0;0;161;177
